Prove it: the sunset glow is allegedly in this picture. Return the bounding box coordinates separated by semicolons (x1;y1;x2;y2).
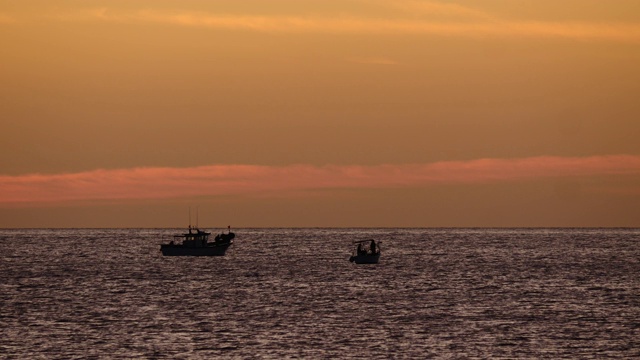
1;1;639;227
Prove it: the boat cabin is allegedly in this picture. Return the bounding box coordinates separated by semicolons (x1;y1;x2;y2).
175;228;211;248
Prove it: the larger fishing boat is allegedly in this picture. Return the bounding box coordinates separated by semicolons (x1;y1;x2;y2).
160;226;235;256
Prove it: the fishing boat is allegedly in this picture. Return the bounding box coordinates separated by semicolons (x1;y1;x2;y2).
349;239;380;264
160;226;235;256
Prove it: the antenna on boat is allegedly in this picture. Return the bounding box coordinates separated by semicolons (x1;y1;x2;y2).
196;206;199;229
188;206;192;230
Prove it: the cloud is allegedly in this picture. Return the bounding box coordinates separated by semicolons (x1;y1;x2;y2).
27;6;639;43
1;155;639;205
386;0;492;19
142;12;640;42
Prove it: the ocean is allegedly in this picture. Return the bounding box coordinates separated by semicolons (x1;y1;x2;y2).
1;228;639;359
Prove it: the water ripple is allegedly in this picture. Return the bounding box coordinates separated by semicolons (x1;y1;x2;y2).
1;228;639;358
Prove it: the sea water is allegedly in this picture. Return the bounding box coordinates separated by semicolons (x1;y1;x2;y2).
1;228;639;358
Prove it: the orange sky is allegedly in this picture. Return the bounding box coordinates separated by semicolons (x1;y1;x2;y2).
1;1;639;227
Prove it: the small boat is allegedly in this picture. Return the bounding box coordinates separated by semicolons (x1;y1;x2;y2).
160;226;235;256
349;239;380;264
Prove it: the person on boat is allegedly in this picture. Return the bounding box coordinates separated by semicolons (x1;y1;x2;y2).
370;239;377;254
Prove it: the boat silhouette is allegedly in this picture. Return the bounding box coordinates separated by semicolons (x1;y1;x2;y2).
349;239;380;264
160;226;235;256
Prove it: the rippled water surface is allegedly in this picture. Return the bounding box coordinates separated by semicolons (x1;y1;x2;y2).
1;228;639;358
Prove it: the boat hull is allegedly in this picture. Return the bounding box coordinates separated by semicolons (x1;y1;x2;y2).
160;243;231;256
349;253;380;264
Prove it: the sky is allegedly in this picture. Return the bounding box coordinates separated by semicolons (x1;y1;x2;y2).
1;0;640;227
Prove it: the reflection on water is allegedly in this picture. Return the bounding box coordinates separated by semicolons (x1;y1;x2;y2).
1;228;639;358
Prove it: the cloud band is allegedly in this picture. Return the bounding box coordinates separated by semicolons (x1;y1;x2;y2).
1;155;639;205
